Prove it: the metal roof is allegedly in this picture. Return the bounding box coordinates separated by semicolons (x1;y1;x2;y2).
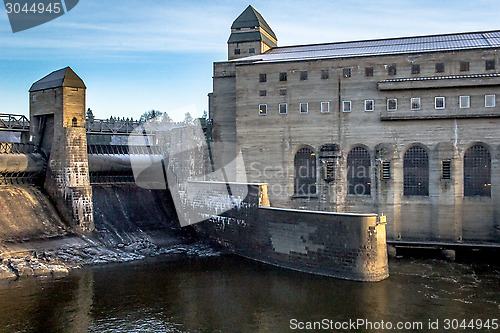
234;30;500;63
230;5;277;40
29;67;86;92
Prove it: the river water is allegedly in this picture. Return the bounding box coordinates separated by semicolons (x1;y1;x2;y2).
0;251;499;332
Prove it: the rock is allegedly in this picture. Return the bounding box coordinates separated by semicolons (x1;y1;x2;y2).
441;249;456;261
17;264;34;277
387;245;397;258
32;263;52;276
0;264;17;280
47;264;69;277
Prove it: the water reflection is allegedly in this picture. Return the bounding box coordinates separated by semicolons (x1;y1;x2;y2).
0;255;498;332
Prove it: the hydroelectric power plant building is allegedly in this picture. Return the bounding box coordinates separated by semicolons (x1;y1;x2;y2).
210;6;500;246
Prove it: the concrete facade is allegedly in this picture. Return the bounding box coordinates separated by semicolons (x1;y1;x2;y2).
210;8;500;245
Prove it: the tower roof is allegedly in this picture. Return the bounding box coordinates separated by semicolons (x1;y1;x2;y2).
231;5;276;40
29;67;86;92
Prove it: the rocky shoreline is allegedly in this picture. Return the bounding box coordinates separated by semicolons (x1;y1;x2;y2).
0;233;219;280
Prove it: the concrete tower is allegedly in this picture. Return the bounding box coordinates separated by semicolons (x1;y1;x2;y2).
227;5;277;60
29;67;94;232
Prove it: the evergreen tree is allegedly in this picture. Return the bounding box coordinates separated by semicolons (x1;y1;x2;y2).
86;108;95;122
183;112;194;124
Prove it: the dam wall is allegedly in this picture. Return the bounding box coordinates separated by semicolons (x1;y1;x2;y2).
193;182;389;282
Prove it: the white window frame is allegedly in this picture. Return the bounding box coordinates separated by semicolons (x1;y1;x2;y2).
485;94;496;108
321;101;330;113
459;96;470;109
299;102;308;114
387;98;397;111
364;100;374;112
32;94;36;102
435;97;445;110
410;97;421;111
343;100;352;113
259;104;267;116
279;103;288;114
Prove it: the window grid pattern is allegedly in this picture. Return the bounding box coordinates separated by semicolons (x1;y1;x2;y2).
294;148;316;196
460;96;470;108
259;104;267;115
435;97;445;109
411;64;420;74
404;146;429;196
411;98;421;111
485;95;496;108
464;145;491;197
321;101;330;113
343;101;351;112
300;103;308;113
387;99;397;111
365;100;374;112
347;147;371;195
279;103;287;114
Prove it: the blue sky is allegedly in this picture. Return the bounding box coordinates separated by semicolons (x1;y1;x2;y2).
1;0;499;121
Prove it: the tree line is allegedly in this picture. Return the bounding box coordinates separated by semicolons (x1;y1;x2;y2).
86;108;207;125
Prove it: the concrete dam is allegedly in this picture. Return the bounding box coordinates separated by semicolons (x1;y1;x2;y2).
0;67;388;282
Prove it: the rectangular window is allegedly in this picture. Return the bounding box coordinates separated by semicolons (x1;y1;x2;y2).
364;100;374;112
343;101;351;112
321;70;329;79
387;99;397;111
32;94;36;102
300;102;308;114
411;97;421;111
279;103;287;114
279;89;287;96
259;104;267;116
459;96;470;108
259;74;267;82
411;64;420;74
259;90;267;97
382;161;391;180
249;48;255;54
442;160;451;180
279;72;287;81
343;68;351;78
435;63;445;73
460;61;470;72
365;67;374;77
486;60;495;70
300;71;308;80
321;101;330;113
388;65;397;76
485;94;496;108
234;49;241;55
435;97;445;109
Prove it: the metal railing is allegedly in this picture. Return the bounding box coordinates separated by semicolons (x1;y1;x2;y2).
0;142;35;154
87;144;162;155
0;114;30;132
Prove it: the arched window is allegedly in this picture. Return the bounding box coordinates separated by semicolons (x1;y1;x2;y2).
347;147;371;195
294;147;316;196
72;117;78;127
464;145;491;197
403;146;429;196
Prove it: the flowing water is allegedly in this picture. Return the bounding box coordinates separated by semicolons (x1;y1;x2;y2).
0;252;499;332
